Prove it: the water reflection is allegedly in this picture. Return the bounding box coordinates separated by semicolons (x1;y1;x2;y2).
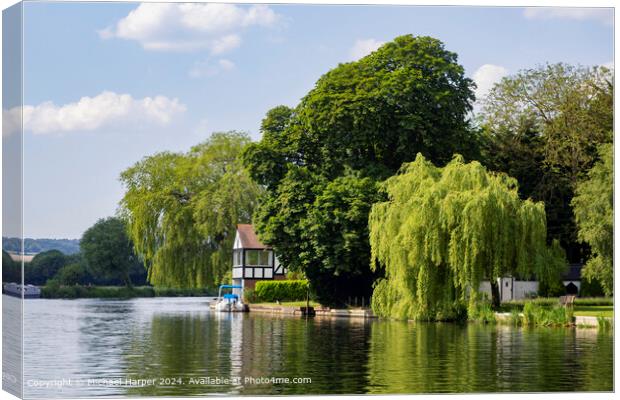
22;298;613;398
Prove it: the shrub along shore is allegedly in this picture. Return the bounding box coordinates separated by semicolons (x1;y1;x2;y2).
41;285;216;299
469;297;613;328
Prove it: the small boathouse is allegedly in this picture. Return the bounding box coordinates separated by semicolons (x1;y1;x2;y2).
232;224;287;297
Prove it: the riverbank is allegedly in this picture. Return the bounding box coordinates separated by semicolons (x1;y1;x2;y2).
247;301;613;327
41;285;216;299
248;303;376;319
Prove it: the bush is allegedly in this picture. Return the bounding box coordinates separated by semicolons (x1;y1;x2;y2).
53;263;90;286
254;280;309;302
243;288;258;303
522;302;573;327
508;309;522;326
468;293;496;323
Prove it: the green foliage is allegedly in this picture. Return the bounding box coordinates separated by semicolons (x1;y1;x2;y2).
572;144;613;296
302;174;384;305
369;154;566;321
254;280;309;302
120;131;262;288
537;278;567;297
53;263;90;286
40;285;215;299
26;250;70;285
467;293;496;323
522;302;573;327
242;288;258;303
508;309;522;326
579;276;606;297
502;297;612;313
81;217;144;288
480;63;613;262
245;35;479;305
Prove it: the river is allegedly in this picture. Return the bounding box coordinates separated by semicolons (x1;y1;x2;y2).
4;296;613;397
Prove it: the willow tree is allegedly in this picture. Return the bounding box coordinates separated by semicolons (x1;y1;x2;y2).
119;131;262;288
369;154;565;320
572;143;613;296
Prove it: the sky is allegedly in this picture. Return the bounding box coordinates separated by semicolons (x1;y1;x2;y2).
2;2;614;239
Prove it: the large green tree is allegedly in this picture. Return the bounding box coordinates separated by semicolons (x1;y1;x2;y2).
572;144;613;296
120;131;262;288
26;250;71;285
80;217;144;288
369;154;566;320
480;63;613;262
245;35;479;304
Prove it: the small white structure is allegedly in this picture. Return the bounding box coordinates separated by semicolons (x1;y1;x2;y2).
231;224;287;298
479;263;585;301
479;278;538;302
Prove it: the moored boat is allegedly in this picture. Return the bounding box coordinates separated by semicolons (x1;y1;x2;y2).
3;283;41;299
213;284;247;312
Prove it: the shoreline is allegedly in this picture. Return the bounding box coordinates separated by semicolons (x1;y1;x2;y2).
246;303;613;328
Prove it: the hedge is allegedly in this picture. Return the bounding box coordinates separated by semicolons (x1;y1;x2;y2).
254;280;309;302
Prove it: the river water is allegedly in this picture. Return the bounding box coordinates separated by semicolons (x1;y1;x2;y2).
5;296;613;397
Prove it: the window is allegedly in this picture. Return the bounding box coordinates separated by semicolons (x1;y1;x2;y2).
245;250;272;266
233;250;243;266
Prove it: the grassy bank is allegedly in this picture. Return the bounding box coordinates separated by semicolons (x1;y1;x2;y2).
41;285;216;299
471;297;613;327
572;305;613;318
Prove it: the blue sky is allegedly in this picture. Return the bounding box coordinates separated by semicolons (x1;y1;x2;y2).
6;3;614;239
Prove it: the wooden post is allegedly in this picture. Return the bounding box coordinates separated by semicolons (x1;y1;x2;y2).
305;284;309;320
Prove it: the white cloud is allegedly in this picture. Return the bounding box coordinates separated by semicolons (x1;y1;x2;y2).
189;58;236;78
100;3;280;53
523;7;613;26
349;38;385;61
3;91;186;135
473;64;509;102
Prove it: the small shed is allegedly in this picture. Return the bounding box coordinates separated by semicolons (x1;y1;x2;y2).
232;224;287;296
562;263;583;295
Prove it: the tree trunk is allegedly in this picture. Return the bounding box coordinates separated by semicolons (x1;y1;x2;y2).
123;271;134;289
490;280;501;310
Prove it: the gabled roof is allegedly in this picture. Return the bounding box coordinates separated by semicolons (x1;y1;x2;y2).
236;224;270;249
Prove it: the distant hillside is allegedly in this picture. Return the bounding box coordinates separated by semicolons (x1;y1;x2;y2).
2;237;80;255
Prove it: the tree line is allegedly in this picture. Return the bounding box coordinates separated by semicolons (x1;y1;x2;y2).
2;218;147;288
115;34;611;318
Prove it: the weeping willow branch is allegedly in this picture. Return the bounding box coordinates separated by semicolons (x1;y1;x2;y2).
119;132;262;288
369;153;566;321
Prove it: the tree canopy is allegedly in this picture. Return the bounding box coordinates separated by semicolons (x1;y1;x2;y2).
369;154;566;320
80;217;144;288
572;144;613;296
25;250;74;285
479;63;613;262
244;35;479;304
119;131;262;288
